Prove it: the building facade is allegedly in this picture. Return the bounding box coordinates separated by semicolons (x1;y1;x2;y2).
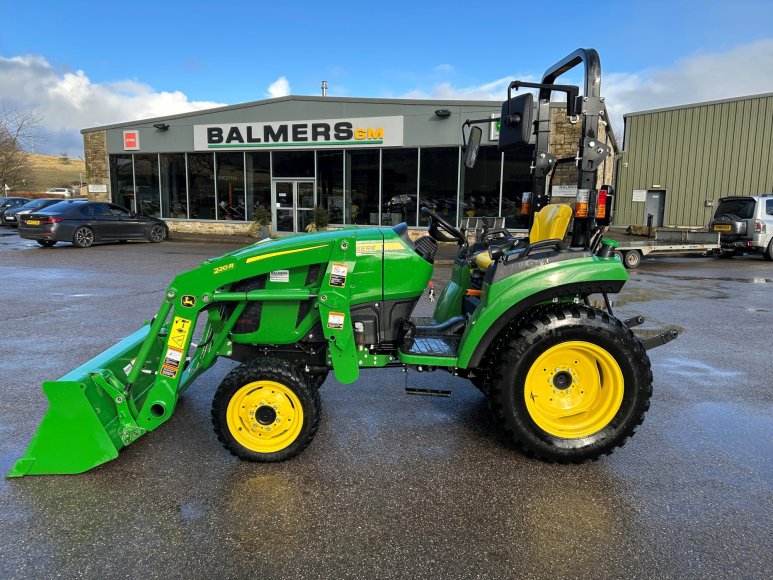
82;96;609;236
615;92;773;228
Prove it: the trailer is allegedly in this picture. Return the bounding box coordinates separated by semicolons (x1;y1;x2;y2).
607;228;721;268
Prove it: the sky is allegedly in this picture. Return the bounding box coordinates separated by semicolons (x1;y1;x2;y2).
1;0;772;156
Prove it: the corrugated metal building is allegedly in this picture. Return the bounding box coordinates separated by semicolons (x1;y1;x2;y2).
615;92;773;227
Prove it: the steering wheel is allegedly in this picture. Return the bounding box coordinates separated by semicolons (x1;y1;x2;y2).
420;207;466;245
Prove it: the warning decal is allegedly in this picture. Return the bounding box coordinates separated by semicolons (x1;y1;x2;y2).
161;347;184;378
327;312;345;329
168;317;192;349
329;262;348;287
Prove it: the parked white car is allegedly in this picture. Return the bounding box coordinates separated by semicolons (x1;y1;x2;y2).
45;188;72;198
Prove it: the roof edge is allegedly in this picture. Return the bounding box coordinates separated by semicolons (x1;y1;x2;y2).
623;91;773;119
81;95;501;134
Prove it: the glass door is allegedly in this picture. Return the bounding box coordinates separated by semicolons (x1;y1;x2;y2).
274;181;294;233
272;180;316;233
296;181;315;232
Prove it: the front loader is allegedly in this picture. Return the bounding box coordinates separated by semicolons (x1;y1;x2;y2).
9;49;677;477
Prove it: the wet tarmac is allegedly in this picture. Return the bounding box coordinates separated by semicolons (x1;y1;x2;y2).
0;231;771;579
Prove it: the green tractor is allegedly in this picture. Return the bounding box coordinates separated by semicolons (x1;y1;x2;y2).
8;49;677;477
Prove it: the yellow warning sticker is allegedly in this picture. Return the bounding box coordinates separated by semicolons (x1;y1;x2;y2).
168;317;192;350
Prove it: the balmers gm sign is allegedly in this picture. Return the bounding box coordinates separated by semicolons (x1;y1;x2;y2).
194;116;403;151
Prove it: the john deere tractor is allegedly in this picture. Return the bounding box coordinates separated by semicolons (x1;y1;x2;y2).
9;49;677;477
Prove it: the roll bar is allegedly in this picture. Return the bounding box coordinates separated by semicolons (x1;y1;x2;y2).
530;48;609;248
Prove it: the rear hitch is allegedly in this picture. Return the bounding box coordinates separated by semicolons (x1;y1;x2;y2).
640;328;679;350
624;316;645;328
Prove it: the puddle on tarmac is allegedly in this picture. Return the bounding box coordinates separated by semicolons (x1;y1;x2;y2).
638;272;773;284
656;357;742;379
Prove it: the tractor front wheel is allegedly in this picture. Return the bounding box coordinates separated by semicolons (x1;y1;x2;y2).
211;358;321;462
488;305;652;462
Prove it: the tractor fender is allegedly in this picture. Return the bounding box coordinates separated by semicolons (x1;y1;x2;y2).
456;259;626;369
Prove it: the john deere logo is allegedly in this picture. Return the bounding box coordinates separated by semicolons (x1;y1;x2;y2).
181;295;196;308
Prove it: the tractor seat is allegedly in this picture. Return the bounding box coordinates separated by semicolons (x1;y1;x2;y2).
474;204;573;270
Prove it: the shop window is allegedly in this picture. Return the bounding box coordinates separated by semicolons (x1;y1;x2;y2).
133;154;161;217
110;155;134;210
160;154;188;218
382;148;418;227
345;149;379;225
419;147;459;226
272;150;314;178
246;152;270;221
462;146;500;220
501;147;534;230
187;153;216;220
216;152;246;221
317;150;344;224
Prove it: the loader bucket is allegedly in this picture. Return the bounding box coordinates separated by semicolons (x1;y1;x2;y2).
7;324;160;477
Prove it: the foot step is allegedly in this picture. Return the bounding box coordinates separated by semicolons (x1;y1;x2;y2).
406;336;459;357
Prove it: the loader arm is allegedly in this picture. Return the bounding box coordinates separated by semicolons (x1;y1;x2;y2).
8;230;375;477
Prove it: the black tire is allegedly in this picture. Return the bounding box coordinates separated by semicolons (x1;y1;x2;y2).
623;250;641;269
36;240;56;247
764;240;773;262
72;226;94;248
211;358;321;462
470;373;487;393
718;249;738;259
310;370;329;389
148;224;166;243
487;304;652;463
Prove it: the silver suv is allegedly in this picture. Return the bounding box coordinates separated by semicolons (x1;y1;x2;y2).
710;195;773;260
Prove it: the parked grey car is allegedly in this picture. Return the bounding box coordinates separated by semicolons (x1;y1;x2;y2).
18;200;168;248
710;195;773;260
2;198;63;227
0;197;31;225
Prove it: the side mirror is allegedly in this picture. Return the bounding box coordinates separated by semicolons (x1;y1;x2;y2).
464;126;483;169
498;92;534;152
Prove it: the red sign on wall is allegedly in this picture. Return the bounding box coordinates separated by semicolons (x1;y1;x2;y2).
123;130;140;151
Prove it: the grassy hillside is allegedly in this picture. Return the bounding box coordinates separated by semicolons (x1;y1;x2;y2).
23;153;87;193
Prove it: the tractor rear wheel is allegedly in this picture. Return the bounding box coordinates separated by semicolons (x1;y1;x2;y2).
310;370;329;388
488;305;652;463
211;358;321;462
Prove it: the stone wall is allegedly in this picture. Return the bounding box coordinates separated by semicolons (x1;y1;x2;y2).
83;131;110;201
168;220;253;237
548;114;616;191
166;221;433;242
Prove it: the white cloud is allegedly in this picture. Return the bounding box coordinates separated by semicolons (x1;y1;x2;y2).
402;39;773;139
604;39;773;136
0;54;225;156
433;63;455;75
402;76;519;101
267;76;291;98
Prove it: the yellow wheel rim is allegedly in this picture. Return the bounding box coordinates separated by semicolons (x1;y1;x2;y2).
524;341;624;439
226;380;304;453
